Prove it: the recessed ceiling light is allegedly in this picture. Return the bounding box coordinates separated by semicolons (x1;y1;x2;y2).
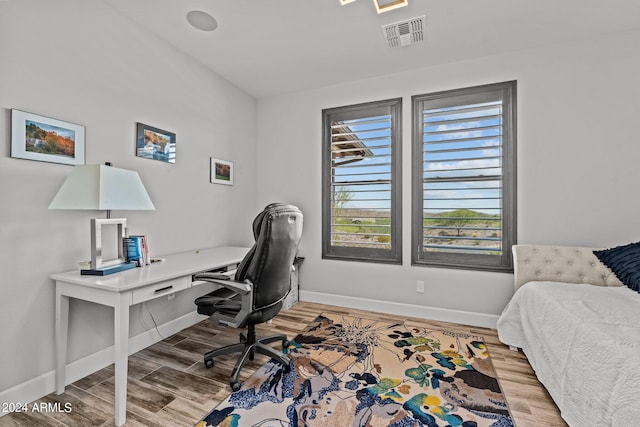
186;10;218;32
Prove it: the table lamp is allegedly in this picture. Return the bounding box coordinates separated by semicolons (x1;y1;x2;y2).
49;163;155;274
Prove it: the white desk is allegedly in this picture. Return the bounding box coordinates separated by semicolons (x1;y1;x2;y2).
51;246;250;426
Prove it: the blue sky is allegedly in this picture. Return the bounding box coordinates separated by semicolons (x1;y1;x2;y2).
332;114;392;212
332;100;503;216
422;101;502;215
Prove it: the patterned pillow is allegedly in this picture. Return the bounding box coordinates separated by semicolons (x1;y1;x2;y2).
593;242;640;292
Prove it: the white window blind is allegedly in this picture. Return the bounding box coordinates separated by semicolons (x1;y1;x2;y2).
322;99;401;263
331;115;392;248
412;82;516;271
422;100;503;253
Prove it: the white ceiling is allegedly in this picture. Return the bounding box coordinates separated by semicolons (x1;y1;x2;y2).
102;0;640;99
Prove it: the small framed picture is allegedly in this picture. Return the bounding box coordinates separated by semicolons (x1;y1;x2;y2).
210;157;233;185
136;122;176;164
11;109;85;165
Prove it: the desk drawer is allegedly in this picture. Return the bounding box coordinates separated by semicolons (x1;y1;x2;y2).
131;276;190;305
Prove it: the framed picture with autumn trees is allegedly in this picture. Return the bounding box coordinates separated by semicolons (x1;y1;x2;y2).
11;109;85;165
135;122;176;164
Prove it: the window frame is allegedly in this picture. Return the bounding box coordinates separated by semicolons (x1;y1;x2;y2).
411;81;517;272
322;98;402;264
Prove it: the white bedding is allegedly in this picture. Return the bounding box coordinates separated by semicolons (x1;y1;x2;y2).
497;281;640;426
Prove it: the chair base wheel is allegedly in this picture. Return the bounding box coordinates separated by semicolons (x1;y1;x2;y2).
204;358;214;369
230;381;241;392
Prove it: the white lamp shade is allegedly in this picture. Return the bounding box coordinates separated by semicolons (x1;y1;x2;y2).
49;164;155;211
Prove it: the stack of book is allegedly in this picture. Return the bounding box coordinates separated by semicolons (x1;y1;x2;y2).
123;235;151;267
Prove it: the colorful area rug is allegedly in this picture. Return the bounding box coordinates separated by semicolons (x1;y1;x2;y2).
197;313;514;427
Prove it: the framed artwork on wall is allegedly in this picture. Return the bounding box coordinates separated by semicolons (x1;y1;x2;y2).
135;122;176;164
210;157;233;185
11;109;85;165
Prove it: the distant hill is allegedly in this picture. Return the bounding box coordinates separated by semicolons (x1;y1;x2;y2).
428;208;500;219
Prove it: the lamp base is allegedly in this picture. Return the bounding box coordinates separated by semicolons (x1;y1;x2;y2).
81;262;136;276
91;218;127;269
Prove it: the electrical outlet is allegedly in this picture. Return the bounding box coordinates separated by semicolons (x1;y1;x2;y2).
416;280;425;293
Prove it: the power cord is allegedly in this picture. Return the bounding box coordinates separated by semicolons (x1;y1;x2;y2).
143;302;166;340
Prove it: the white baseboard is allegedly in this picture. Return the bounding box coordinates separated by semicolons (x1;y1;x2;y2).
0;310;206;416
299;290;499;329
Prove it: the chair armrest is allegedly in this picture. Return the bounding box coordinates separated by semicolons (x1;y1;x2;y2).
195;272;231;281
193;272;252;295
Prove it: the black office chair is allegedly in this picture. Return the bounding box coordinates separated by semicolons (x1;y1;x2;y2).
193;203;303;391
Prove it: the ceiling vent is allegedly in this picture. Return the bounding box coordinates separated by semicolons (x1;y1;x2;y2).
382;15;426;48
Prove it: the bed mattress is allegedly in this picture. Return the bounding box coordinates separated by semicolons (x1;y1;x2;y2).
496;281;640;426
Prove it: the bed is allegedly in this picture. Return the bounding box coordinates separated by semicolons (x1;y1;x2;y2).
496;244;640;426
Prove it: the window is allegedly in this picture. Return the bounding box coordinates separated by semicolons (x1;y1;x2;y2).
322;98;402;264
412;81;516;272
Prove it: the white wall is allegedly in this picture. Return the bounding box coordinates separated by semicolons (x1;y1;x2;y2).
0;0;257;395
256;29;640;321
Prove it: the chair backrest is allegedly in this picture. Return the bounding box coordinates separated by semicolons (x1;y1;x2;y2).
235;203;303;311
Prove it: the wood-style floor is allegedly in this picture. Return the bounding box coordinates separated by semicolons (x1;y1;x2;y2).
0;301;567;427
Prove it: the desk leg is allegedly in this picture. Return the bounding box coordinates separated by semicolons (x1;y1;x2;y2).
113;294;129;426
55;289;69;395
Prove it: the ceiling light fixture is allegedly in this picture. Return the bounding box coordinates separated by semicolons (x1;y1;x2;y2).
186;10;218;31
373;0;408;13
340;0;408;14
